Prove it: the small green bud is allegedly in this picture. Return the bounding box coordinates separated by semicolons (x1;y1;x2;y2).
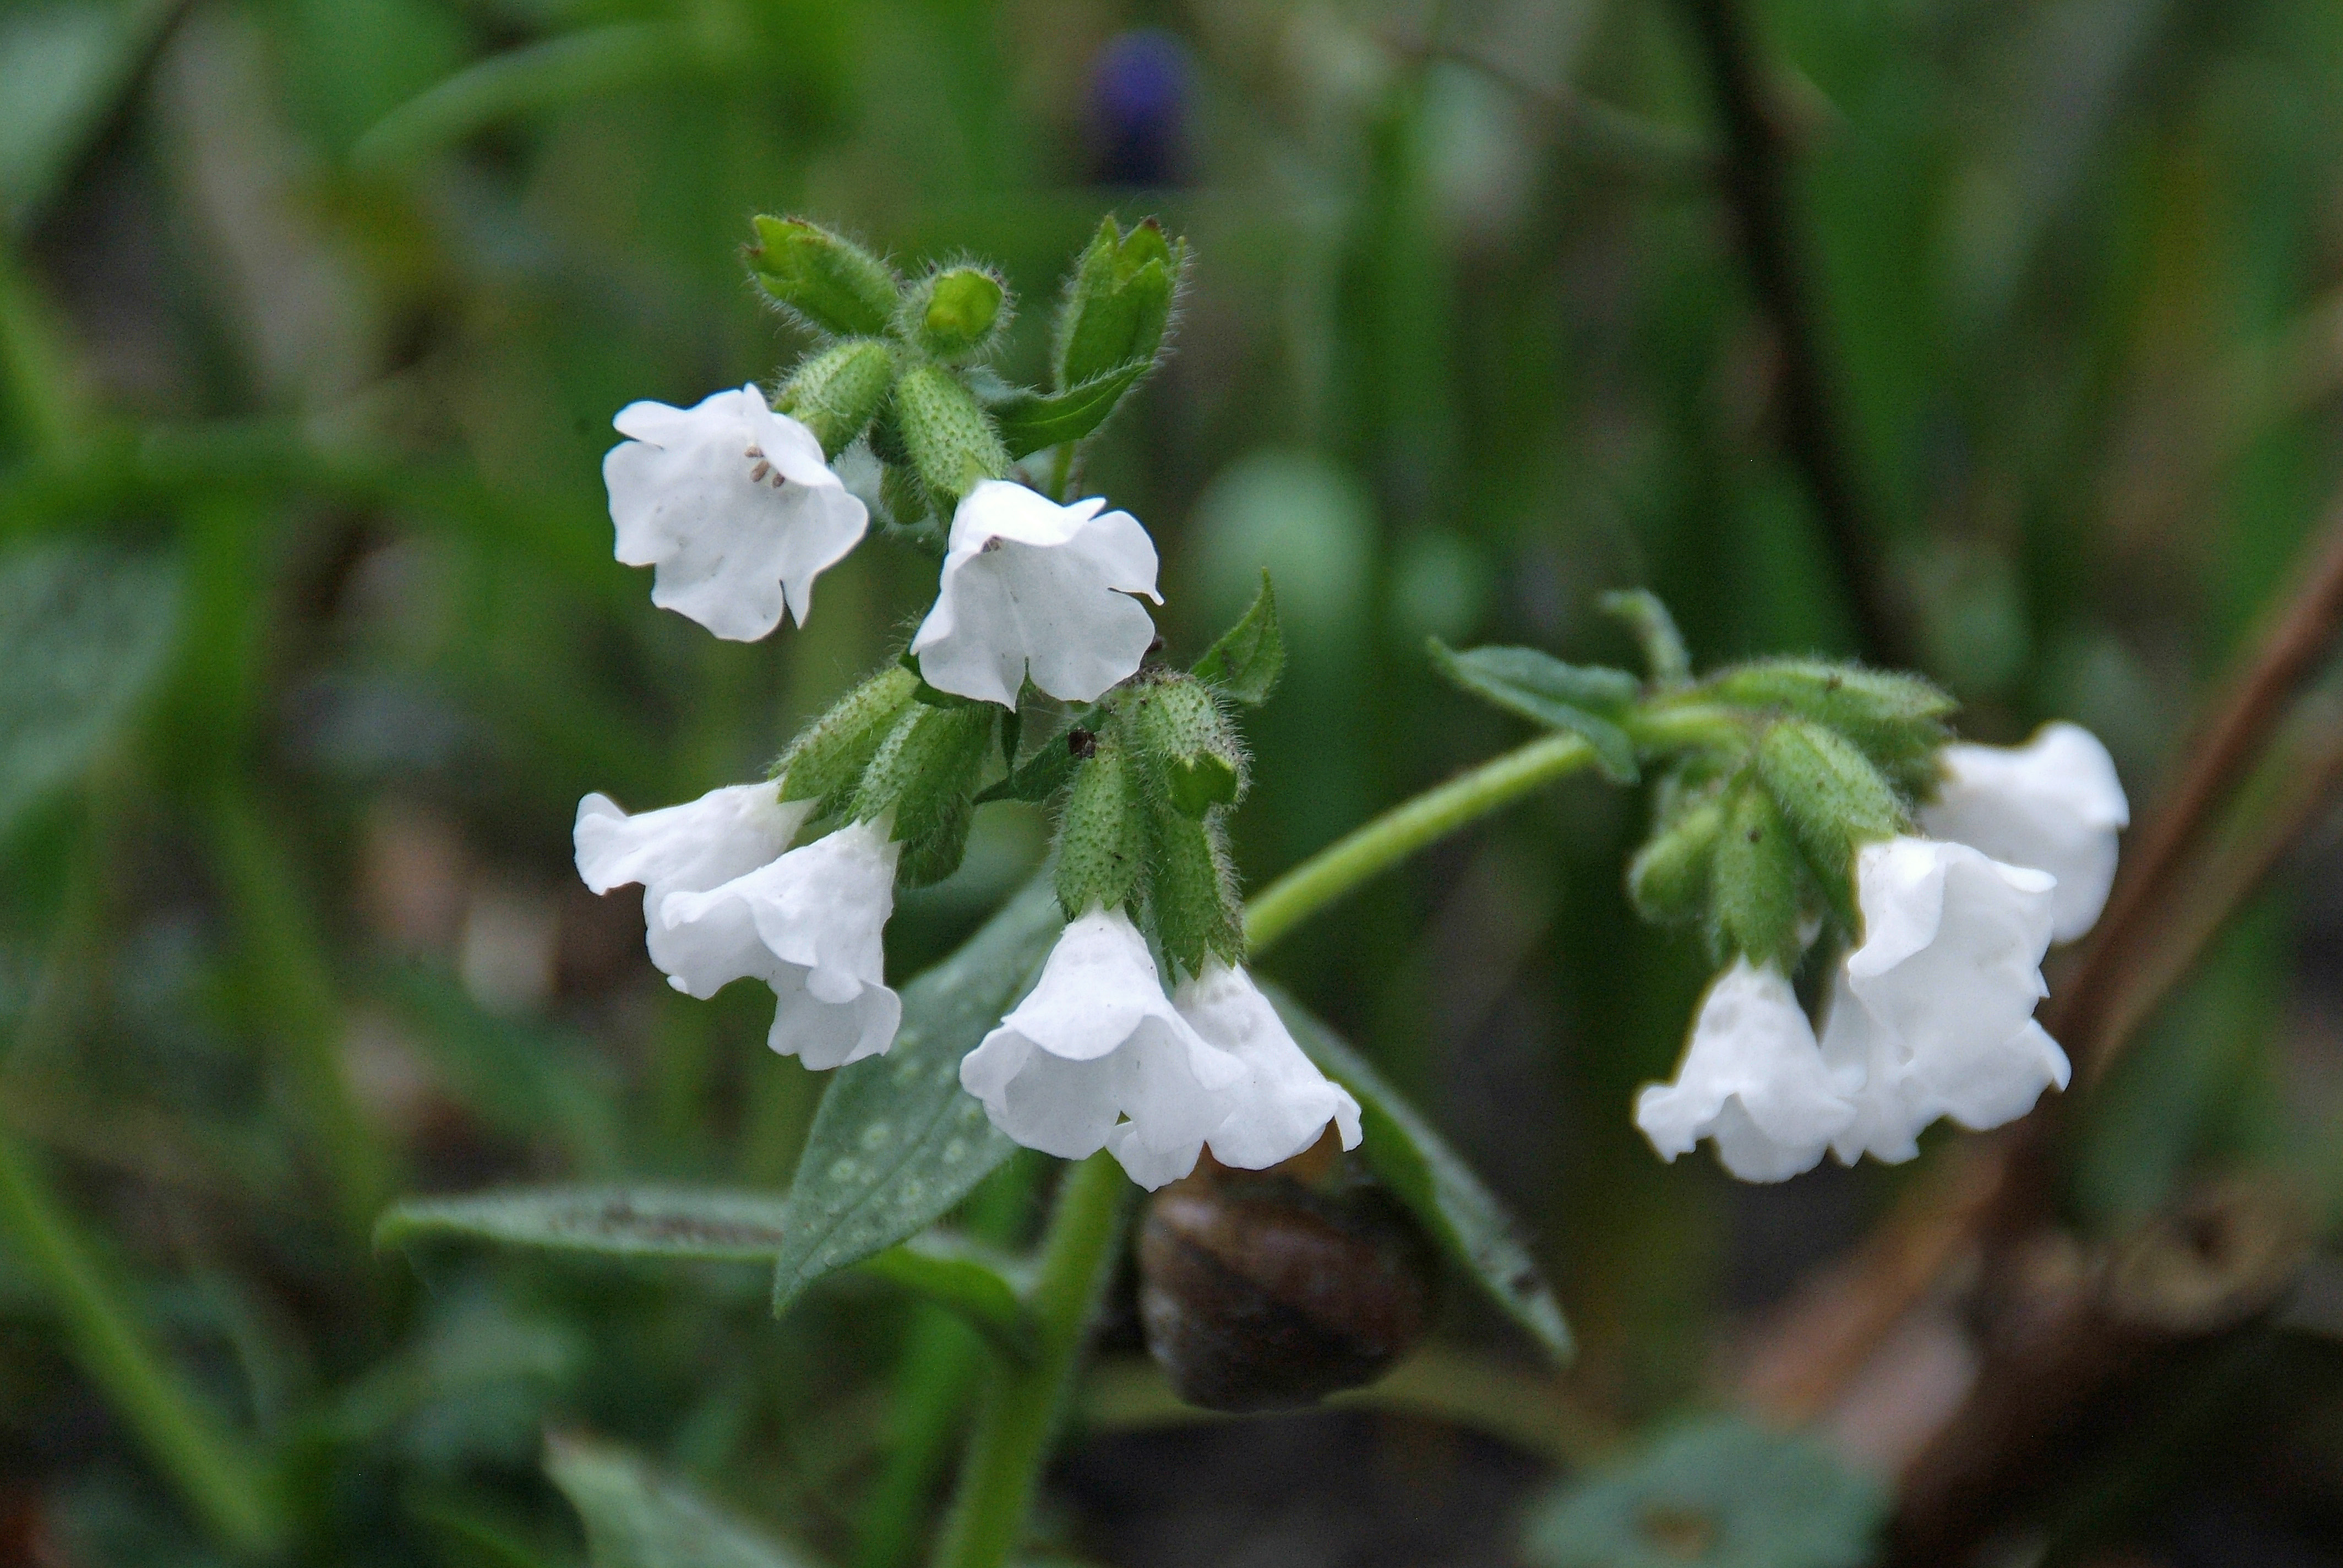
776;338;896;457
1055;731;1146;919
1709;778;1806;971
905;265;1009;361
747;216;901;339
1126;673;1245;818
1053;216;1184;391
1711;659;1955;788
1755;718;1903;926
1627;796;1724;925
772;665;921;813
893;362;1009;507
854;700;995;887
1145;799;1244;979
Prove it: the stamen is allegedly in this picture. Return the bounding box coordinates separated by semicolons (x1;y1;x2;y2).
749;460;771;482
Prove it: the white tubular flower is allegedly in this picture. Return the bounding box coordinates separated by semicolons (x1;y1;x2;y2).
654;819;902;1070
1172;963;1363;1172
603;385;869;641
1634;961;1855;1183
1919;721;2129;943
574;783;812;979
959;908;1245;1189
910;480;1162;707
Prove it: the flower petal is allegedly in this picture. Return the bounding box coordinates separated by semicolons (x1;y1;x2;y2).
1921;722;2128;943
1634;960;1852;1183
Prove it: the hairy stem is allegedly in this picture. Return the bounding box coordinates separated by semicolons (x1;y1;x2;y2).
929;1152;1130;1568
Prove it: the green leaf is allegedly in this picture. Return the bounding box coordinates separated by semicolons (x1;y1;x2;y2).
1264;985;1573;1366
546;1433;818;1568
1596;590;1691;688
986;362;1148;459
973;709;1097;805
1428;640;1641;783
1;0;178;232
1190;574;1285;705
1522;1415;1883;1568
375;1186;792;1262
770;876;1064;1314
0;541;179;838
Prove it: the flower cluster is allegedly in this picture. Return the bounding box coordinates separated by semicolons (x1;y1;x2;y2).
1635;721;2129;1181
574;215;1358;1190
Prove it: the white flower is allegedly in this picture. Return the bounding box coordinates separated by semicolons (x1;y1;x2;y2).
910;481;1162;707
1634;960;1855;1183
1171;962;1363;1173
603;385;869;641
1821;836;2067;1162
1920;722;2129;943
653;819;902;1069
574;783;811;979
959;908;1245;1189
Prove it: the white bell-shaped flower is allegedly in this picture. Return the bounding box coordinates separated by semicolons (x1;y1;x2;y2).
653;819;902;1069
959;907;1245;1189
1634;960;1855;1183
574;783;813;979
603;385;869;641
909;480;1162;707
1919;722;2129;943
1818;966;2070;1165
1172;962;1363;1174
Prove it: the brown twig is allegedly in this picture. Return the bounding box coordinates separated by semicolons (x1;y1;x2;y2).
1670;0;1910;667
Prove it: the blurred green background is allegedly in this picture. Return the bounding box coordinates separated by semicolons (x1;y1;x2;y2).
9;0;2343;1562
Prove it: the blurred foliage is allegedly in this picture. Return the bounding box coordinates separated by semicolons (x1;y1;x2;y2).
8;0;2343;1563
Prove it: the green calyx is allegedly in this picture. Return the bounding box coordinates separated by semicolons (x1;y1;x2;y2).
1754;719;1904;930
772;665;922;815
894;362;1010;509
748;216;902;339
854;699;996;888
1125;673;1245;818
1144;798;1244;978
1709;776;1807;971
777;339;896;458
1708;659;1954;800
1053;216;1184;393
906;265;1010;361
1628;793;1724;926
1054;731;1146;919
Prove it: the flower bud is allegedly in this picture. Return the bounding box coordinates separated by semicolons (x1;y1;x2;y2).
1145;798;1243;978
1756;719;1903;923
1053;216;1183;391
1055;731;1147;919
893;362;1010;506
852;699;995;886
1710;778;1806;970
776;338;897;458
1126;673;1245;817
1628;795;1724;925
904;265;1009;361
747;216;901;339
772;665;921;815
1712;659;1954;795
1138;1155;1435;1413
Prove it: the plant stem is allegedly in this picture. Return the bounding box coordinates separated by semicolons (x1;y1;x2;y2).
0;1126;284;1555
1244;732;1597;955
928;1152;1130;1568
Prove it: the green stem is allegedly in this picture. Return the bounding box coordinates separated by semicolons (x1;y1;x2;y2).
0;1126;284;1554
928;1152;1130;1568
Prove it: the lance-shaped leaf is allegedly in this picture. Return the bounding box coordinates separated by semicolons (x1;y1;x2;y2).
546;1433;819;1568
375;1188;1036;1354
1263;984;1573;1366
770;875;1064;1314
973;705;1100;805
1427;640;1641;783
0;542;179;839
1191;573;1284;706
986;361;1148;459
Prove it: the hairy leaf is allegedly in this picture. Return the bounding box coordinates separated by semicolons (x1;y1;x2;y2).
1427;640;1640;783
1266;986;1572;1366
376;1187;791;1262
987;361;1148;459
1191;573;1284;705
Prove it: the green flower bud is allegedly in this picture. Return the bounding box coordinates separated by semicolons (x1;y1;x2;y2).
1146;798;1244;979
1055;731;1146;919
853;700;995;887
893;362;1009;507
1053;216;1184;392
1127;673;1246;818
772;665;921;814
905;265;1009;361
1755;718;1903;927
1711;659;1954;796
747;216;901;339
1709;778;1806;971
777;338;896;458
1627;796;1724;925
